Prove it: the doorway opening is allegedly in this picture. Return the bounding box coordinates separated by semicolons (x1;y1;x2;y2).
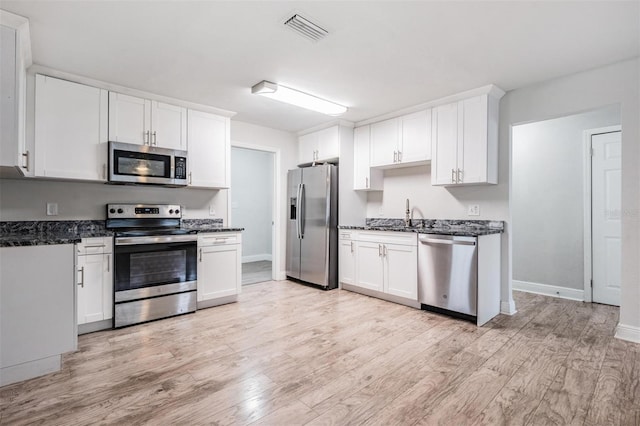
511;104;621;305
230;146;275;285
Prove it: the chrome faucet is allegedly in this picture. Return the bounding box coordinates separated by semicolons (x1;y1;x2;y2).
405;198;411;227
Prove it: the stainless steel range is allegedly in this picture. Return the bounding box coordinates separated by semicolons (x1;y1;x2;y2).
107;204;197;328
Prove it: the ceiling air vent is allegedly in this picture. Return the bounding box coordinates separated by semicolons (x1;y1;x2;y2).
284;14;328;42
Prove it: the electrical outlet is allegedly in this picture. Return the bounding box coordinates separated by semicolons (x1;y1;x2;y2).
46;203;58;216
209;204;216;216
467;204;480;216
378;207;384;216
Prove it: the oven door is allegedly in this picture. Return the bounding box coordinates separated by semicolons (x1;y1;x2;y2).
114;238;197;302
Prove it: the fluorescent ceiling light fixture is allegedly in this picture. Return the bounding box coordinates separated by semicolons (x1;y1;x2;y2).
251;80;347;116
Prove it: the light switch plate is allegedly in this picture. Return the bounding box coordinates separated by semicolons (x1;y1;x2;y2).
46;203;58;216
209;204;216;216
467;204;480;216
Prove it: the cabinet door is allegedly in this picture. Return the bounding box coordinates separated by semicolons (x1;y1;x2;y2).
197;244;241;301
316;126;340;161
432;102;459;185
35;75;108;181
370;118;399;167
384;243;418;300
355;241;384;292
77;253;112;324
187;110;230;188
108;92;151;145
353;126;370;190
459;95;488;184
151;101;187;150
0;26;19;172
339;238;357;285
298;132;317;164
399;110;431;164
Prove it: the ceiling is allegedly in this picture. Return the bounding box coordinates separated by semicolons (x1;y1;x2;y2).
1;1;639;133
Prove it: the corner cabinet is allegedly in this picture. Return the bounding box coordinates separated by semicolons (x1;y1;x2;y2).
370;109;431;168
108;92;187;150
197;232;242;308
34;75;109;181
0;13;32;176
298;125;340;165
187;109;230;188
76;237;113;333
432;92;502;186
353;125;383;191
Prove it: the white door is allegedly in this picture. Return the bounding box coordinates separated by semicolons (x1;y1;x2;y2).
151;101;187;150
339;238;356;285
198;244;241;301
298;132;318;164
460;95;488;184
316;126;340;161
370;118;399;167
384;243;418;300
187;110;229;188
432;102;458;185
355;241;384;291
77;253;112;324
592;131;622;306
108;92;151;145
399;109;431;164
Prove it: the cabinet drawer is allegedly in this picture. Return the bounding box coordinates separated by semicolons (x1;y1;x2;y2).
357;231;417;246
339;230;357;240
77;237;113;255
198;232;241;246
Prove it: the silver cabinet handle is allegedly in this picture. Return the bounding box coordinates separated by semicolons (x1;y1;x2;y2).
350;241;354;253
199;248;202;262
365;177;369;188
78;266;85;287
22;151;29;171
152;131;157;146
393;151;398;163
84;244;106;248
188;172;192;185
451;168;456;183
398;151;402;162
106;254;110;272
457;168;463;183
383;245;388;257
102;163;107;180
144;130;150;145
378;244;382;256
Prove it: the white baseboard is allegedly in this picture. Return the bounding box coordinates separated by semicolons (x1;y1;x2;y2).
0;355;61;386
276;270;287;281
242;254;272;263
615;323;640;343
512;280;585;302
500;299;517;315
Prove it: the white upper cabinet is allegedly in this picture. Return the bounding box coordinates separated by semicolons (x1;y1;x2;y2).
0;13;32;176
34;75;108;181
187;109;230;188
432;93;499;186
370;109;431;168
109;92;187;150
353;125;383;191
298;125;340;164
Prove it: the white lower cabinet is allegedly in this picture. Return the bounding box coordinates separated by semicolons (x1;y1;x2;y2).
76;237;113;331
0;244;77;386
340;230;418;303
338;231;357;286
197;233;241;307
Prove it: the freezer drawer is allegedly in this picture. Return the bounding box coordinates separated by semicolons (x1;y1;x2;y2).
418;234;478;317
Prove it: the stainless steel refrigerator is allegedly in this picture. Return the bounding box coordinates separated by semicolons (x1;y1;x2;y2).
286;164;338;289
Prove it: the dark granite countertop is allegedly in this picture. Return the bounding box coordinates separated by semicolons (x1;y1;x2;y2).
339;218;504;237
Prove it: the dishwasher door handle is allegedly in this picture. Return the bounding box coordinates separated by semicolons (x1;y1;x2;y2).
419;237;476;246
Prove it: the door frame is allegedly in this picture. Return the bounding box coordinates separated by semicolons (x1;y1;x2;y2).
229;142;281;282
582;125;622;302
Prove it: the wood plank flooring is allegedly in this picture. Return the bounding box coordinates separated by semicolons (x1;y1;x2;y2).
1;281;639;425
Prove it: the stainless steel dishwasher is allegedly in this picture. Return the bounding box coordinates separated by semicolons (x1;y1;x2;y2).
418;234;478;321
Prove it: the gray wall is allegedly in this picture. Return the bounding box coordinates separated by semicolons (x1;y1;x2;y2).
512;105;620;290
231;147;273;262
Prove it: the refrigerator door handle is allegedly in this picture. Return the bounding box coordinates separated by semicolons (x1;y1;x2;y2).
296;183;302;239
300;183;306;238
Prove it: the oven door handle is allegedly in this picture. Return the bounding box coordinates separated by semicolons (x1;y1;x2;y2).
115;235;198;245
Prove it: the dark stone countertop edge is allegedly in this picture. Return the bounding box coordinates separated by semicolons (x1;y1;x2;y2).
338;225;503;237
0;228;244;247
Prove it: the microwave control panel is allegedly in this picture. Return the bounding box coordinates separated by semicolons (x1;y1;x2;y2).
175;157;187;180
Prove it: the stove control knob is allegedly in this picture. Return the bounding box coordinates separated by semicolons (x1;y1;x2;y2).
117;208;124;214
169;209;174;214
109;208;116;214
175;209;180;214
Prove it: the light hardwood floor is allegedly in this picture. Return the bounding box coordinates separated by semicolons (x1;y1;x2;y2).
1;281;639;425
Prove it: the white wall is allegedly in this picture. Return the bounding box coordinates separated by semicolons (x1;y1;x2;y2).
512;105;620;291
230;120;298;280
0;178;226;221
231;147;273;262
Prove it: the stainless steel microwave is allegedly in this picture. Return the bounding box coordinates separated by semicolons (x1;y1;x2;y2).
108;141;188;187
